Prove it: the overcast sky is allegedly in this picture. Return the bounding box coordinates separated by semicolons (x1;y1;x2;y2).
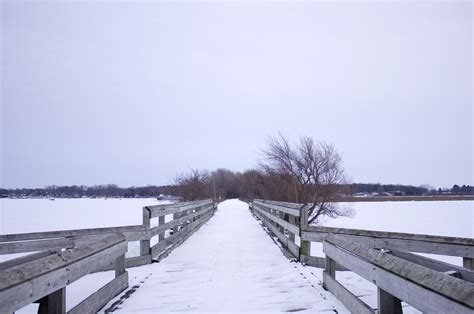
1;0;472;189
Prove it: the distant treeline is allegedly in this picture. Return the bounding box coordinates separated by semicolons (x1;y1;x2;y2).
1;170;472;200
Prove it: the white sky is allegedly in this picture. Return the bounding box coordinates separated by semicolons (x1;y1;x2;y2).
1;0;472;188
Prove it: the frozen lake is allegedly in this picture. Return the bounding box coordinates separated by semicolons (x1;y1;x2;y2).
0;198;472;313
1;198;472;237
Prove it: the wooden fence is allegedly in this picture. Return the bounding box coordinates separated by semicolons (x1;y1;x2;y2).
0;233;128;313
323;236;474;313
250;199;474;313
0;200;216;313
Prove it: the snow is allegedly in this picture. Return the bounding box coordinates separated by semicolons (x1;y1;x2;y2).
101;199;347;313
310;200;474;266
0;198;172;260
1;198;472;312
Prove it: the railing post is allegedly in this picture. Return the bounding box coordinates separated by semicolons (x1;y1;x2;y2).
115;254;126;277
463;257;474;270
322;255;336;290
288;214;296;243
278;211;285;234
299;205;311;259
38;287;66;314
377;288;402;314
158;214;165;242
140;207;151;257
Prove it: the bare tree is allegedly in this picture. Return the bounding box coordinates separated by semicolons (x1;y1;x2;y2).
261;134;350;224
173;169;211;201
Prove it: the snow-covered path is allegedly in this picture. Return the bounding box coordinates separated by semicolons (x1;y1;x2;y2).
106;199;347;312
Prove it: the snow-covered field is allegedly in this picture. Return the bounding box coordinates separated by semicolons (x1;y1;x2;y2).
1;199;472;313
310;200;474;266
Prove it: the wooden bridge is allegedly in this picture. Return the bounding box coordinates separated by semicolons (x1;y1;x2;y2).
0;199;473;313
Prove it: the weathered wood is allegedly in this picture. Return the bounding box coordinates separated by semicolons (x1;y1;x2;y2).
302;227;474;258
377;288;402;314
93;254;152;272
323;237;474;313
300;255;347;270
253;204;299;235
115;254;125;278
253;210;299;258
0;250;57;271
390;249;474;283
146;201;194;211
150;204;214;237
253;200;300;218
38;287;66;314
0;237;74;255
299;206;311;258
464;257;474;270
0;234;127;313
151;211;213;259
158;215;165;241
0;225;150;243
288;215;296;242
140;207;151;257
325;256;336;278
149;200;213;218
322;272;374;314
68;272;128;314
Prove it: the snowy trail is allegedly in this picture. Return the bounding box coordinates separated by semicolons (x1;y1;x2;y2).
105;199;347;313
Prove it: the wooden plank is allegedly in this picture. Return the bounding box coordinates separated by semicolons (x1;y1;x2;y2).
68;272;128;314
253;204;299;235
146;201;194;211
300;255;347;270
0;225;149;243
377;288;402;314
253;200;301;217
325;256;336;278
389;249;474;283
302;225;474;246
155;211;214;262
323;237;474;312
0;237;74;255
0;250;58;271
115;255;125;277
93;255;152;272
464;257;474;270
158;215;165;241
302;230;474;258
149;200;213;218
38;287;66;314
322;271;374;314
253;210;299;258
150;204;214;236
140;207;151;257
0;234;127;312
151;211;214;259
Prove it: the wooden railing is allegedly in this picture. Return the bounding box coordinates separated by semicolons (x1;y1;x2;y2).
0;233;128;313
0;200;216;313
300;224;474;269
250;199;474;312
251;199;302;258
323;236;474;313
142;199;217;261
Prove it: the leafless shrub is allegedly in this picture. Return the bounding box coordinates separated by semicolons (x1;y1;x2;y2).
261;133;350;224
